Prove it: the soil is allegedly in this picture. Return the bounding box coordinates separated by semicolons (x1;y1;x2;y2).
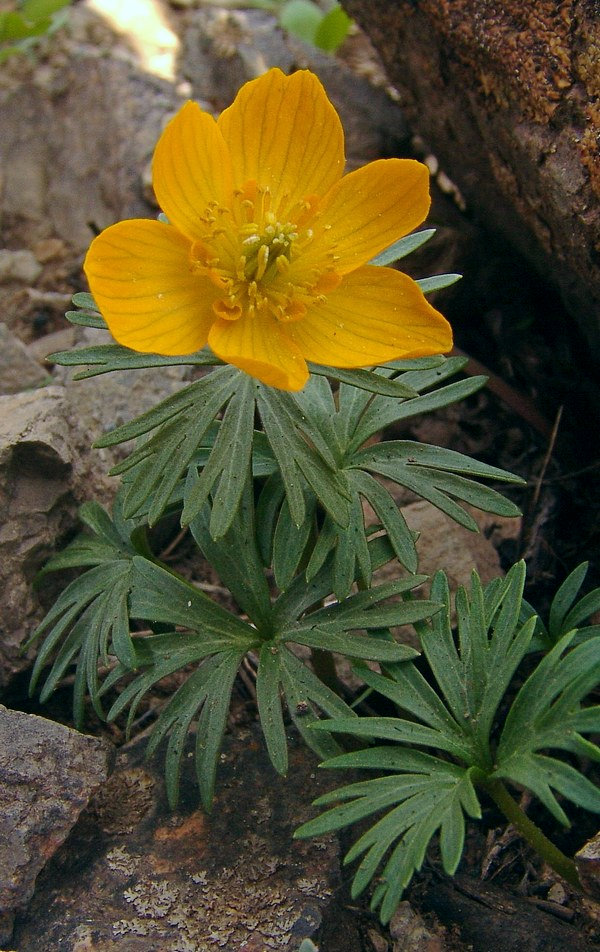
1;2;600;950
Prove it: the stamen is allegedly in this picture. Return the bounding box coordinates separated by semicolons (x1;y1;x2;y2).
255;245;269;281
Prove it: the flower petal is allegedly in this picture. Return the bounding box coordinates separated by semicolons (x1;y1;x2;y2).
84;219;217;355
286;266;453;367
313;159;432;273
218;68;344;217
152;101;233;242
208;311;309;391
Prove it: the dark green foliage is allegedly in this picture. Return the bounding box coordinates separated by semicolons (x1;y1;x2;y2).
296;563;600;923
521;561;600;650
30;489;439;810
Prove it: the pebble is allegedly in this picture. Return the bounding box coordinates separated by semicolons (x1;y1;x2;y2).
0;249;43;285
32;237;67;263
0;323;50;393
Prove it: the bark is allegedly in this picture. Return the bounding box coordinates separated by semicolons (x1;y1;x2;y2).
342;0;600;360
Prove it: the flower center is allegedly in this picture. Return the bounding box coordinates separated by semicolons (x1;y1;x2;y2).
189;181;340;324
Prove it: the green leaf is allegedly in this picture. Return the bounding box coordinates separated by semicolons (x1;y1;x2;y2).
256;642;289;775
296;750;479;924
273;491;316;591
71;294;98;312
351;441;523;532
495;633;600;823
144;649;243;809
189;481;273;632
347;362;486;454
278;646;355;760
128;556;255;643
549;562;600;642
313;4;352;52
294;564;560;923
370;230;436;267
28;560;134;724
195;650;243;810
273;534;397;630
289;629;418;663
349;469;418;574
309;364;419;399
256;471;286;566
107;368;240;524
51;343;221;379
257;385;350;529
279;0;322;43
331;489;371;598
416;274;462;294
181;374;256;534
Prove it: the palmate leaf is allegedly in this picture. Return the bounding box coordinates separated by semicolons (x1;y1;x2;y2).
257;368;524;596
295;747;481;924
99;531;437;808
521;561;600;650
104;366;244;528
416;563;537;757
28;560;135;724
26;499;146;721
494;632;600;824
190;481;273;631
295;563;540;921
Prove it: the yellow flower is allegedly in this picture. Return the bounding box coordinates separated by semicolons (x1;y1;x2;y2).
84;68;452;391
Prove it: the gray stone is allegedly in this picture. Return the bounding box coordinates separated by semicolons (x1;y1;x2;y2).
0;9;186;254
0;705;113;946
11;723;361;951
0;249;43;285
0;323;50;394
0;386;111;687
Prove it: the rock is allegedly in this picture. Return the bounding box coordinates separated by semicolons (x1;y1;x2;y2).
364;494;517;595
0;249;43;285
11;723;361;951
0;323;50;393
575;831;600;901
389;900;446;952
0;705;113;947
402;500;511;590
32;237;67;264
341;0;600;361
0;386;111;687
0;8;186;254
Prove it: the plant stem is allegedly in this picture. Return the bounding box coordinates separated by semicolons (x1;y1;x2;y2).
481;777;581;888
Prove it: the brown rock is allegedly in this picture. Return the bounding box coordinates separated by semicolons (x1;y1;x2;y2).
575;830;600;900
341;0;600;359
0;323;50;394
11;724;361;951
0;17;185;254
390;900;445;952
402;500;512;590
0;705;113;945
